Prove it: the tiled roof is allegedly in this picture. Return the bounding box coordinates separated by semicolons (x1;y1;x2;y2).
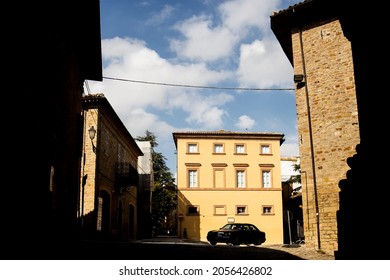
172;130;285;145
271;0;311;16
173;129;284;136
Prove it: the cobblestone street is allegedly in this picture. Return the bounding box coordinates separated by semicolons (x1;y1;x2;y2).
261;244;335;260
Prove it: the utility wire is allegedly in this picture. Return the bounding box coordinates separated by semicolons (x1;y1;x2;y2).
103;76;295;91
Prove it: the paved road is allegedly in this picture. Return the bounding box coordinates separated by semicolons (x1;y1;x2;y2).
134;237;335;260
72;237;335;260
4;237;334;260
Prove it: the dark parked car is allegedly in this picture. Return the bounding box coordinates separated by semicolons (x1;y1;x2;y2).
207;223;266;246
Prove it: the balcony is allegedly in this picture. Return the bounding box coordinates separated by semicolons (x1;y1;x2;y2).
115;162;139;189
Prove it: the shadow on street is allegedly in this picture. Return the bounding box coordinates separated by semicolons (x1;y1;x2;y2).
4;238;307;260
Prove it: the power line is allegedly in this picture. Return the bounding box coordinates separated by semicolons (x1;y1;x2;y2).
103;76;295;91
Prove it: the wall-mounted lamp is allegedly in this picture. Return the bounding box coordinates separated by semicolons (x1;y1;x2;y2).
88;126;97;153
294;74;305;83
293;74;305;89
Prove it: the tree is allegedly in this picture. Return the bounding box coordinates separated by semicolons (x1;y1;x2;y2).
288;163;301;184
135;130;177;236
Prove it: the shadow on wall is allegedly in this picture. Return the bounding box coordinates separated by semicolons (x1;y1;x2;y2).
177;191;201;241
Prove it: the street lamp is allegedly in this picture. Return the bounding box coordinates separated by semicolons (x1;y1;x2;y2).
88;126;97;153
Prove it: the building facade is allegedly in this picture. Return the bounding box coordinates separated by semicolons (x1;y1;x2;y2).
281;157;303;244
81;94;143;241
136;140;155;239
4;1;102;259
281;156;301;193
173;130;285;245
271;0;360;255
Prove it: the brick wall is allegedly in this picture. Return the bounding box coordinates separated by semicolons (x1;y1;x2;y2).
292;18;360;255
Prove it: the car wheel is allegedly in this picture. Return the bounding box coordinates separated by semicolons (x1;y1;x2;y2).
209;239;217;245
253;238;263;246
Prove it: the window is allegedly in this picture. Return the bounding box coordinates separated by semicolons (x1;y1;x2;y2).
248;224;257;231
187;205;199;215
261;144;271;154
103;129;109;156
262;206;273;215
188;170;198;188
236;170;245;188
235;144;245;154
214;205;226;215
213;143;224;153
262;170;271;188
236;206;247;215
188;143;198;153
117;143;124;161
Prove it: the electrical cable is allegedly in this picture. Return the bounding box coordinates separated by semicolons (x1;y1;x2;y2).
102;76;295;91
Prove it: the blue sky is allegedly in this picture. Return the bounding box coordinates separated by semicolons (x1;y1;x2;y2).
87;0;300;173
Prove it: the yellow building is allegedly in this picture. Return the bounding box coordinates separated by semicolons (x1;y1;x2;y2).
173;130;285;245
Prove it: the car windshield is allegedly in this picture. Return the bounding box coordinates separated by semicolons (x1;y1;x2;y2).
221;224;242;230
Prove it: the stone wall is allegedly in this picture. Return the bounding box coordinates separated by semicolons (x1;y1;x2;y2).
291;18;360;255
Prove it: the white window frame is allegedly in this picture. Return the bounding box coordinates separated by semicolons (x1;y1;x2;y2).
261;144;271;154
214;143;224;153
188;169;198;188
187;143;198;153
262;170;271;188
235;144;245;154
236;170;246;188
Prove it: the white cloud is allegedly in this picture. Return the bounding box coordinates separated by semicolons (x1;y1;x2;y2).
280;141;300;158
170;0;283;64
280;127;299;157
122;108;174;142
170;14;239;61
145;5;175;26
218;0;279;34
235;115;256;130
237;39;293;88
90;37;233;117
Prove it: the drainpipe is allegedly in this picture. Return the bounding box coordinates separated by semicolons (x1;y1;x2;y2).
298;27;321;250
301;171;309;230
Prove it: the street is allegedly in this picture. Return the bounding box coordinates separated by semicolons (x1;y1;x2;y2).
50;237;334;260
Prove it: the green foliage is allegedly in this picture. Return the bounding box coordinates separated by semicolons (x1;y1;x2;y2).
287;163;301;184
135;130;177;234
